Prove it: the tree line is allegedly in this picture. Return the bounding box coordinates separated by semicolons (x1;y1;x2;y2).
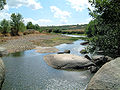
85;0;120;58
0;13;41;36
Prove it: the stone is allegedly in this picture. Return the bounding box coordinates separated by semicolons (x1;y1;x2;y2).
44;54;93;69
80;41;89;45
84;55;92;61
57;50;70;54
0;58;5;89
80;49;88;54
86;57;120;90
89;66;99;73
0;47;8;57
35;46;59;53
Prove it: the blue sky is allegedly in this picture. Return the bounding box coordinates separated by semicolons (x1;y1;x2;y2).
0;0;92;26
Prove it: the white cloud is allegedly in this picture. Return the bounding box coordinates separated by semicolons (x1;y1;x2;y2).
50;6;71;24
66;0;92;11
24;18;52;26
0;11;11;20
79;17;93;24
7;0;42;10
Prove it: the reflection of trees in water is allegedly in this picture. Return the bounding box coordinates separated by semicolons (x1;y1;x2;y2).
11;52;24;57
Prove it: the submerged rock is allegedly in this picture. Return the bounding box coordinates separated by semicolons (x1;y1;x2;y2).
86;57;120;90
35;46;59;53
0;47;8;57
44;54;94;69
0;58;5;89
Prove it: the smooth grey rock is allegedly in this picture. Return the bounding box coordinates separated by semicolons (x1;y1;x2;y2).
0;58;5;89
86;57;120;90
0;47;8;57
44;54;93;69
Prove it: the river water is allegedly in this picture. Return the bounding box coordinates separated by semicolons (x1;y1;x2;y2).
1;35;93;90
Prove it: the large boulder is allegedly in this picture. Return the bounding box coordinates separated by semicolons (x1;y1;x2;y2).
0;58;5;89
0;47;8;57
35;46;59;53
44;54;94;69
86;57;120;90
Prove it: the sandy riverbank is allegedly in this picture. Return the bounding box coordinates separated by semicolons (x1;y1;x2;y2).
0;33;77;54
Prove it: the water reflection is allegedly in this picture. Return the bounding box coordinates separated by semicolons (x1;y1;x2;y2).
11;52;24;57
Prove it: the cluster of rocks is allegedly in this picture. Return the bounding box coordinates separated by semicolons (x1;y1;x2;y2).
42;48;120;90
86;57;120;90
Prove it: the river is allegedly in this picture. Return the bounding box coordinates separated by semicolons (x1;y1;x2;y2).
1;35;93;90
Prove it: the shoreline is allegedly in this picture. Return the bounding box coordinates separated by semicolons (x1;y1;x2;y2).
0;33;80;54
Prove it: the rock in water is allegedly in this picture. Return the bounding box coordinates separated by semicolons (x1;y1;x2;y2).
0;58;5;89
0;47;8;57
86;57;120;90
57;50;70;54
44;54;93;69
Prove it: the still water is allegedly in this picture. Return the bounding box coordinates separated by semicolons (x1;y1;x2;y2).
2;36;93;90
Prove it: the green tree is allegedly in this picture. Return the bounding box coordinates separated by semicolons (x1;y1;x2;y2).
0;0;6;10
87;0;120;57
26;22;34;29
0;19;10;35
34;24;40;30
19;22;26;32
10;13;24;36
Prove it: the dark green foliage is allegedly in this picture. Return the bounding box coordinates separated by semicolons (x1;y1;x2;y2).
10;13;25;36
19;22;26;32
34;24;40;30
0;19;10;34
52;29;61;33
38;24;86;34
87;0;120;58
0;0;6;10
26;22;35;29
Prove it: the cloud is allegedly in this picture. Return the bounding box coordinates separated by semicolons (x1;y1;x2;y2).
66;0;92;11
24;18;52;26
7;0;42;10
50;6;71;24
79;17;93;24
0;11;11;20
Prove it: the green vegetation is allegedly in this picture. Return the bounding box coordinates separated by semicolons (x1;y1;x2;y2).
0;19;10;35
0;13;26;36
10;13;25;36
0;0;6;10
26;22;35;29
85;0;120;58
38;24;87;34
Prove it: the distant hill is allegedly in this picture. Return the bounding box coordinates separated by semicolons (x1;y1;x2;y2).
40;24;87;31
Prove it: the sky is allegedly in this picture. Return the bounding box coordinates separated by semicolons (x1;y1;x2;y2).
0;0;93;26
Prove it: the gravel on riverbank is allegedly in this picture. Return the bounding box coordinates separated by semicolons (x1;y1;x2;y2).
0;34;75;54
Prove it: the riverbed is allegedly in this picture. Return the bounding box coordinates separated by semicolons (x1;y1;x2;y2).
1;35;93;90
